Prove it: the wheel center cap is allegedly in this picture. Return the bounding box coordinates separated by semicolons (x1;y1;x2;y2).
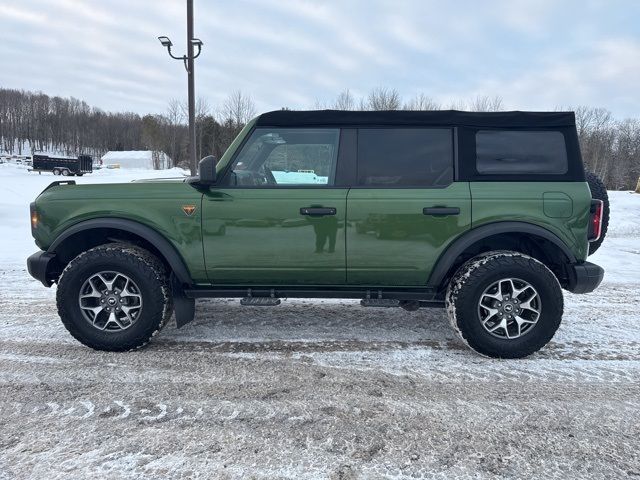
107;297;117;306
503;303;514;313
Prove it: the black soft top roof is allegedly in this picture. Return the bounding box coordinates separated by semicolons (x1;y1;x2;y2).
256;110;576;128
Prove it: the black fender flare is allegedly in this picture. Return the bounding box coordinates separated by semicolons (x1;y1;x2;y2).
48;218;193;286
426;221;577;288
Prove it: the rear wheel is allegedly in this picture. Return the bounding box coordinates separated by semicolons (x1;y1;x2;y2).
446;251;563;358
61;168;70;176
56;244;173;351
53;168;61;176
586;171;609;255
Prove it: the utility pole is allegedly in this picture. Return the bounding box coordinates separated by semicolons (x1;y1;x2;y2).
186;0;196;176
158;0;203;175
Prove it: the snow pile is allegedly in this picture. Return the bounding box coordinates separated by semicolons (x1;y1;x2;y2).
589;191;640;284
101;151;172;169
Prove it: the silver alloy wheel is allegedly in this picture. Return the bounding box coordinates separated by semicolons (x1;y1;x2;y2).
477;277;541;339
78;271;143;332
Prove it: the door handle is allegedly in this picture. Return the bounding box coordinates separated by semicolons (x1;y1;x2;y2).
300;207;337;216
423;207;460;217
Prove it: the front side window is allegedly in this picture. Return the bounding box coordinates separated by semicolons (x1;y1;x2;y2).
227;128;339;186
357;128;453;187
476;130;568;174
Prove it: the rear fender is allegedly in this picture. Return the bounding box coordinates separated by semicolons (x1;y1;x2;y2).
427;221;576;288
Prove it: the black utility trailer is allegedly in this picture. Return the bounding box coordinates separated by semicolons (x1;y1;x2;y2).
30;154;93;176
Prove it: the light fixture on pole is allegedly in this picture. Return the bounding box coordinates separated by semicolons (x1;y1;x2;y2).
157;0;203;175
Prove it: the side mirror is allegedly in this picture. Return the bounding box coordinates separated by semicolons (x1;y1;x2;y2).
197;155;217;185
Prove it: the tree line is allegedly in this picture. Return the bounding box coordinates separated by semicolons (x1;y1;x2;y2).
0;88;256;171
1;86;638;189
0;88;143;158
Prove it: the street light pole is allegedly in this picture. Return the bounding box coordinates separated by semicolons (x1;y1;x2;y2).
158;0;203;176
186;0;196;176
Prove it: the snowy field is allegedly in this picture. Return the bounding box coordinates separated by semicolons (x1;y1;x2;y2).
0;164;639;479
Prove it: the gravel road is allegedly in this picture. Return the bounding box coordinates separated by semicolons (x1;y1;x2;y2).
1;264;639;480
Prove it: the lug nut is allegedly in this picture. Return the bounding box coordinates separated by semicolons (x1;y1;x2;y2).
100;299;105;303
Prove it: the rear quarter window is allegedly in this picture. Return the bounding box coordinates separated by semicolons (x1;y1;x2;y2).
476;130;568;175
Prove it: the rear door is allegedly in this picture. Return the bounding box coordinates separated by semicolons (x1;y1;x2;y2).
346;127;471;286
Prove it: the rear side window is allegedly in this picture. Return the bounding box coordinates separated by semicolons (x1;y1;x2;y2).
357;128;453;187
476;130;568;175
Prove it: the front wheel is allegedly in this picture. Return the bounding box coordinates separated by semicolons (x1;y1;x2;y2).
56;244;173;351
446;252;563;358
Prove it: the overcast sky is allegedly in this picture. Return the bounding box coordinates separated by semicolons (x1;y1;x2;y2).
1;0;639;118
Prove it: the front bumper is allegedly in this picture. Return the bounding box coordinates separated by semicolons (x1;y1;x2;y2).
565;261;604;294
27;250;58;287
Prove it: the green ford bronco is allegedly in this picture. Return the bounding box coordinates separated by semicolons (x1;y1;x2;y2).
27;110;608;358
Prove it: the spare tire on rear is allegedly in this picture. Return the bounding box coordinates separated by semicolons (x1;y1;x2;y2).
585;171;609;255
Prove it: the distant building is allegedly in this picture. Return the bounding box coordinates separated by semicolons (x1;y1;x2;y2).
100;151;172;169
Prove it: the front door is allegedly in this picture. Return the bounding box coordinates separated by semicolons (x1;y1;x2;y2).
202;127;347;285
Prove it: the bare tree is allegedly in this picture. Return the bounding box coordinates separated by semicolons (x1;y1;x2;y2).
447;99;468;110
468;95;503;112
404;93;440;111
313;98;328;110
365;87;401;110
572;106;616;182
221;90;256;127
165;99;184;167
193;97;211;161
613;119;640;190
333;89;355;110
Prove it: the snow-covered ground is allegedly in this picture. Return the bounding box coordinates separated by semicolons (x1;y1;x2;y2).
0;163;639;479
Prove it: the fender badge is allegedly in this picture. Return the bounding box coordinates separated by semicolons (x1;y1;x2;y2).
182;205;197;216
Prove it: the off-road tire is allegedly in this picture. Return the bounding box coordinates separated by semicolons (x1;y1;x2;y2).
56;243;173;351
586;171;609;255
445;251;563;359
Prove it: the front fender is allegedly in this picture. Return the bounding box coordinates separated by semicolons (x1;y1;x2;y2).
48;218;193;286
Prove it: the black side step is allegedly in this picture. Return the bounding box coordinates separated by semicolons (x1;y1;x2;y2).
184;286;443;305
360;299;399;308
240;297;281;306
